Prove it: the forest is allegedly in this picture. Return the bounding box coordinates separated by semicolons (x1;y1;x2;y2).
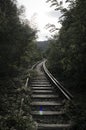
0;0;86;129
46;0;86;129
0;0;41;129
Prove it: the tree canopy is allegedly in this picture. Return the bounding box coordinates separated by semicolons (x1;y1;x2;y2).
0;0;41;129
47;0;86;89
47;0;86;128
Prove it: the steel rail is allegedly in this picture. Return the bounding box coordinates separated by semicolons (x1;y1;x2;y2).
43;60;73;101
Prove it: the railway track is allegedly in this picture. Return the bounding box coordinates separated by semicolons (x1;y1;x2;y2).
30;61;73;130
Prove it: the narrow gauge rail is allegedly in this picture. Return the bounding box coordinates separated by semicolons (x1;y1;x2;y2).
30;61;73;130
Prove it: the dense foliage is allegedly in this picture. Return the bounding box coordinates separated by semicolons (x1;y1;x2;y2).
47;0;86;129
0;0;41;129
47;0;86;93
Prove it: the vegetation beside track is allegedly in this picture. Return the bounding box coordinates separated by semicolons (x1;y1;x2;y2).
46;0;86;129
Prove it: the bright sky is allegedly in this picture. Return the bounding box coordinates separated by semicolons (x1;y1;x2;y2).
17;0;64;41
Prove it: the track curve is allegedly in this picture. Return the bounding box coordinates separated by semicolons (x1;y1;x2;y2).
30;61;73;130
